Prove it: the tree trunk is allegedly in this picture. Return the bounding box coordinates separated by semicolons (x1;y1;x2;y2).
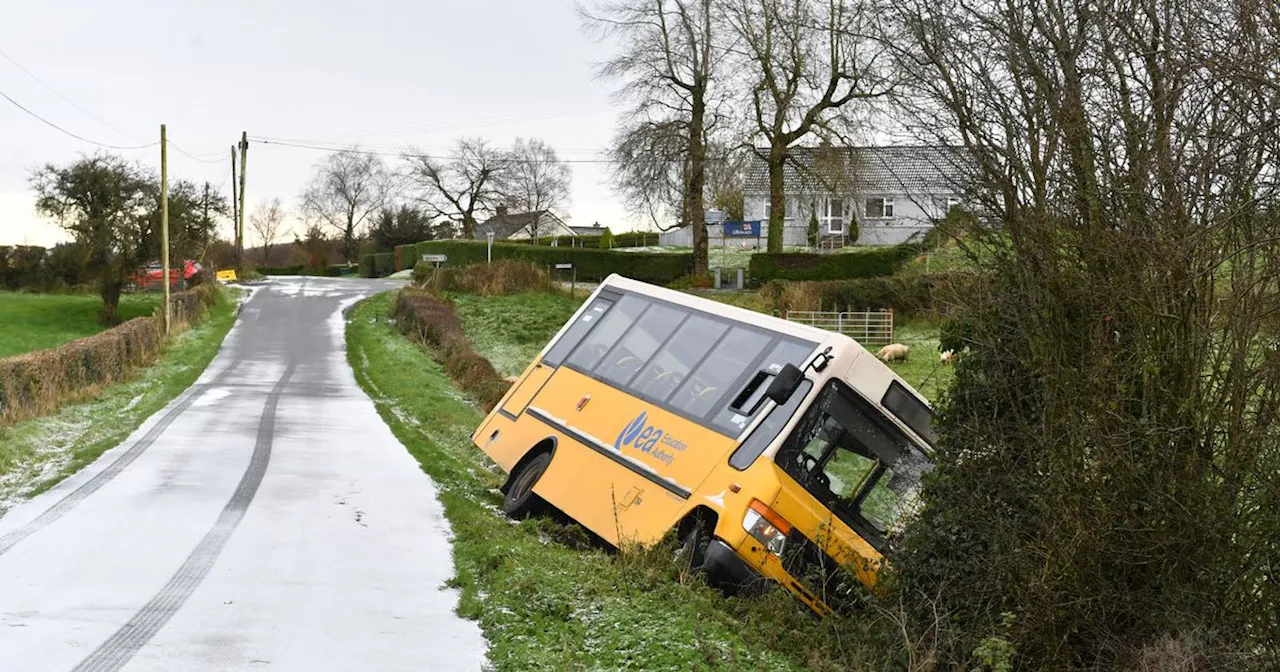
766;146;787;253
688;94;709;276
462;215;475;240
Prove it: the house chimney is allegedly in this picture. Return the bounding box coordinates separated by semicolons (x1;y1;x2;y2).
496;205;509;218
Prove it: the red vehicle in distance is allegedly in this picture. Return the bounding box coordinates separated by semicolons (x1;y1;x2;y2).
133;260;202;291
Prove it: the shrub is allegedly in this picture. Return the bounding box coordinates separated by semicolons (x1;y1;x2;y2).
666;273;713;290
598;227;616;250
807;211;819;248
748;244;919;283
848;215;860;245
0;284;221;426
429;260;549;295
408;240;691;284
391;289;508;411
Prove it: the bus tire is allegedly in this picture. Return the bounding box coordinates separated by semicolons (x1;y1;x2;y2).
674;514;712;572
502;452;552;519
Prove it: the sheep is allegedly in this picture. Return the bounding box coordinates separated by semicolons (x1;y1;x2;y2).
876;343;910;362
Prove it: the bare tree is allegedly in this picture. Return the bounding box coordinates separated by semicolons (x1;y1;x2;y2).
885;0;1280;666
725;0;894;251
249;197;287;264
299;149;392;263
404;138;505;239
583;0;719;275
501;138;572;242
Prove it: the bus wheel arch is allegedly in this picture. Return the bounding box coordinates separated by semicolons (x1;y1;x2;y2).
673;506;719;572
500;438;556;519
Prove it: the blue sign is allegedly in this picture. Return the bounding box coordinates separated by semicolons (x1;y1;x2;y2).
723;221;762;238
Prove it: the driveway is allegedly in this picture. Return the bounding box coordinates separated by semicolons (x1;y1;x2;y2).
0;277;486;671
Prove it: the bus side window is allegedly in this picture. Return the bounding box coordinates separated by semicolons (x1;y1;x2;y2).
710;338;816;434
594;303;687;386
564;295;650;372
729;380;813;470
543;296;616;367
629;314;728;402
670;327;774;419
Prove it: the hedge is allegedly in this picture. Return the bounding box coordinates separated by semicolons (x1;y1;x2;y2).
391;289;510;411
759;272;971;318
748;244;921;283
406;240;691;284
0;283;222;426
258;265;346;277
359;253;395;278
0;244;92;291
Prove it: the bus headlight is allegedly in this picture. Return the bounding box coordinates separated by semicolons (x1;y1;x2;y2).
743;499;792;557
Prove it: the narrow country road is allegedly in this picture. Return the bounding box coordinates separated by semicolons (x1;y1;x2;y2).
0;277;486;671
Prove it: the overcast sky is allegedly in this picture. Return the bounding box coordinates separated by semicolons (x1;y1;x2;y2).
0;0;644;247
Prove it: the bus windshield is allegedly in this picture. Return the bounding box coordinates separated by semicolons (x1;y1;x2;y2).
775;380;932;552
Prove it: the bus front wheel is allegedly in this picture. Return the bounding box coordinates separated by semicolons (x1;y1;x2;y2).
674;515;712;572
503;452;552;519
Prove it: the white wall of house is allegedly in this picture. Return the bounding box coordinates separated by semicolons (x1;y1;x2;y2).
742;192;957;246
505;215;576;240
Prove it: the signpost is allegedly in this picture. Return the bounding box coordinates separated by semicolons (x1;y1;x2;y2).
486;232;495;264
553;263;575;296
421;253;447;287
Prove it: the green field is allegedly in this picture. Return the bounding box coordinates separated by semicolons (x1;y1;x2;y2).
449;292;581;377
0;288;237;508
348;292;862;670
0;292;162;358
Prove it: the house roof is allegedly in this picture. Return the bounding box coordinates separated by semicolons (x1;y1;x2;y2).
474;210;565;239
742;145;969;196
568;225;604;236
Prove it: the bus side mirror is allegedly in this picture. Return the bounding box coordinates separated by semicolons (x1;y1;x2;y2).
765;364;804;405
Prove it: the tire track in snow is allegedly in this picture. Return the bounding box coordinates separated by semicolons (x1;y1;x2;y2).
71;363;295;672
0;358;244;558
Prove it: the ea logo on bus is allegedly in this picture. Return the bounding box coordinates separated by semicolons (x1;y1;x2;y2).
616;412;649;450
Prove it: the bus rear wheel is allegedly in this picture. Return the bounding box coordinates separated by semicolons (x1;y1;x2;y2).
503;452;552;519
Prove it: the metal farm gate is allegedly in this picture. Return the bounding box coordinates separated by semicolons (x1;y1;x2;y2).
783;310;895;345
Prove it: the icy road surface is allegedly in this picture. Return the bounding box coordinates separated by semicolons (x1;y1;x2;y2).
0;277;486;671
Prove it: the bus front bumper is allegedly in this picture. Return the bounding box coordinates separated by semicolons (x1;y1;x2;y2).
704;540;768;595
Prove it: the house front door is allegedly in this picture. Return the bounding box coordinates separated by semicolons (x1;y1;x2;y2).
823;198;846;234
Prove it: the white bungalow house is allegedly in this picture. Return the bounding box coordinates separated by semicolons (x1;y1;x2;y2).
741;145;968;247
473;207;576;241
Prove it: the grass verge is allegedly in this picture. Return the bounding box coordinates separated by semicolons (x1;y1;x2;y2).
0;292;161;358
0;288;239;511
346;291;862;671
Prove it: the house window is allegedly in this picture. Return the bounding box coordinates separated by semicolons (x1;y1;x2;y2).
820;198;846;234
764;197;793;221
865;197;894;219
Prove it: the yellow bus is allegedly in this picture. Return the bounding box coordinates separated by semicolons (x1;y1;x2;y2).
471;275;935;614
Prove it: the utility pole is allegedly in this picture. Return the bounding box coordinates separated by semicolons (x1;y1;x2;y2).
160;124;171;335
231;146;239;268
237;131;248;269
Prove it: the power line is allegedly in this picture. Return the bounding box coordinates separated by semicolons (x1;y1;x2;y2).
0;48;226;161
0;87;157;150
250;137;621;164
258;104;617;144
0;46;142;142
